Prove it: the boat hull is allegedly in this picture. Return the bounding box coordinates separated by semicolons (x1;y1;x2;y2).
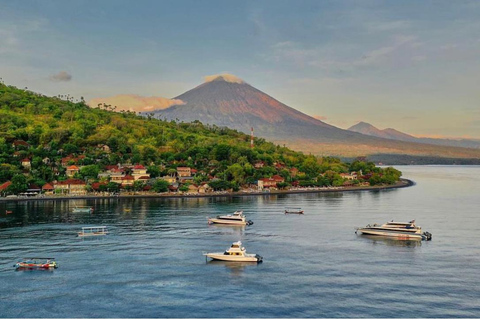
204;253;262;262
15;262;57;269
208;218;249;225
357;228;424;240
77;232;108;237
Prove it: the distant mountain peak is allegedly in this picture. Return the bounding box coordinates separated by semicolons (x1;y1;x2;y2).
203;73;245;84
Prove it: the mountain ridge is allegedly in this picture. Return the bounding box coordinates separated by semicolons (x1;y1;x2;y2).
147;76;480;159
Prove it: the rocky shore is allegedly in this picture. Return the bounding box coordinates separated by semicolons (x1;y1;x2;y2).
0;179;414;202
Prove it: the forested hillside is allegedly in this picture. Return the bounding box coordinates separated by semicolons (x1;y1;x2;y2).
0;83;400;194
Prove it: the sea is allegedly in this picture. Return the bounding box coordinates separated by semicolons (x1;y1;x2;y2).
0;165;479;318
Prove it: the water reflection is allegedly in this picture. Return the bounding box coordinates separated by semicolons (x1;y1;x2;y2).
206;260;260;275
359;234;422;247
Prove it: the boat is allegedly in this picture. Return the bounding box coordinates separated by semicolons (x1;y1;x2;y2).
72;206;94;213
204;241;263;262
14;258;58;270
285;207;304;214
355;220;432;241
77;226;108;237
207;210;253;226
5;210;12;214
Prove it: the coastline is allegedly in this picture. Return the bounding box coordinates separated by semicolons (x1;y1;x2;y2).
0;179;414;203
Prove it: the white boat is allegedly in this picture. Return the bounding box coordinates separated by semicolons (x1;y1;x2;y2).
204;241;263;262
72;206;94;213
78;226;108;237
285;207;304;214
207;211;253;226
355;220;432;241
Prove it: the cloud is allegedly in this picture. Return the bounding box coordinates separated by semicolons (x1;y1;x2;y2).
49;71;72;82
204;73;244;84
88;94;184;113
313;115;327;121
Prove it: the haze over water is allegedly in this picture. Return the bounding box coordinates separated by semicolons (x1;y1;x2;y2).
1;166;479;318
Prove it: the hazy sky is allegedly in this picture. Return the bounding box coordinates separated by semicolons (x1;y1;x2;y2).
1;0;480;138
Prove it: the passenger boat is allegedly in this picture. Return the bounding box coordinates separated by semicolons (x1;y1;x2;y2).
14;258;58;270
204;241;263;262
285;207;304;214
355;220;432;241
207;210;253;226
77;226;108;237
72;206;94;213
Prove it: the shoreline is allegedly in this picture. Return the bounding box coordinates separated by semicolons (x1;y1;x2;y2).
0;179;414;203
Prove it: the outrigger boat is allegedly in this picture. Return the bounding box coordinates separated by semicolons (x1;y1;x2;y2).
285;207;304;214
72;206;94;213
78;226;108;237
14;258;58;270
207;210;253;226
355;220;432;241
204;241;263;262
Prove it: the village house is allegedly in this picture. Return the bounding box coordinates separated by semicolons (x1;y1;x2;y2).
12;140;30;149
66;165;80;177
121;175;135;187
41;183;54;195
160;176;176;184
198;183;211;194
21;158;31;170
257;175;285;189
61;154;85;167
177;167;191;177
254;161;265;169
96;144;111;153
132;164;150;181
109;168;125;184
53;179;87;195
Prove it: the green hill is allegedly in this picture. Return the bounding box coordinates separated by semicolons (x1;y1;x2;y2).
0;83;400;194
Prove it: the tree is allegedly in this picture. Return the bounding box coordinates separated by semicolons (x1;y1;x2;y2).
79;165;100;180
152;179;169;193
7;174;28;194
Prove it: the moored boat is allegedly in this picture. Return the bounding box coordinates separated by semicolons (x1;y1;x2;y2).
207;210;253;226
14;258;58;270
285;207;304;214
204;241;263;262
78;226;108;237
355;220;432;241
72;206;94;213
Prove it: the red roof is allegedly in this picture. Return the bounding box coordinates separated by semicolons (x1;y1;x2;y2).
42;183;54;190
91;182;107;190
272;175;285;182
56;179;86;185
138;176;150;180
21;158;30;162
13;140;29;146
122;175;135;180
133;164;145;169
105;165;119;170
0;181;12;191
67;165;79;170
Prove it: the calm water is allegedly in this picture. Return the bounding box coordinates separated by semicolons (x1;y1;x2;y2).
1;166;479;318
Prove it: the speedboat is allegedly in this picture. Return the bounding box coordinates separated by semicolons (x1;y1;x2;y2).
14;258;58;270
208;211;253;226
355;220;432;241
204;241;263;262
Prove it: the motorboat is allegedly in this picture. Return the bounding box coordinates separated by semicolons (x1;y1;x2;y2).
78;226;108;237
355;220;432;241
285;207;304;214
207;211;253;226
72;206;94;213
204;241;263;262
14;257;58;270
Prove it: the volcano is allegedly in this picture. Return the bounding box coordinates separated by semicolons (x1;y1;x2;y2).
148;74;480;159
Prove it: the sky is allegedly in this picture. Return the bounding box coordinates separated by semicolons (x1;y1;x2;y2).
1;0;480;139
